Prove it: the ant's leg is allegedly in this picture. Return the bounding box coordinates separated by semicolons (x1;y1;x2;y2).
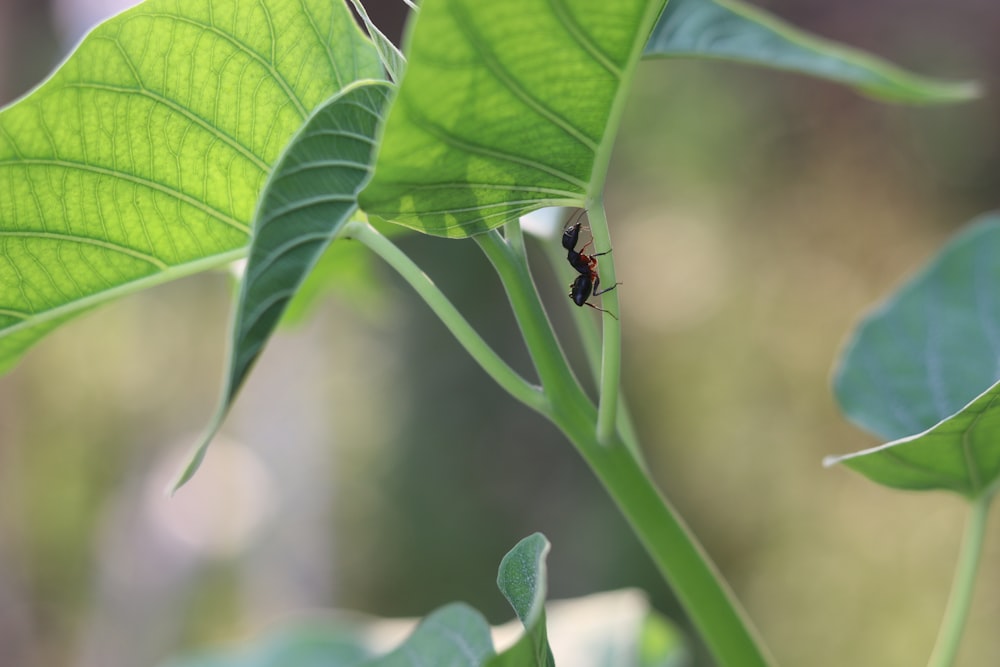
591;273;621;296
592;276;622;297
584;302;619;320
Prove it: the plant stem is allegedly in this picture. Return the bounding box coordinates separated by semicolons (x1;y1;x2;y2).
585;199;622;444
342;220;547;415
475;230;582;406
544;237;645;466
480;225;773;667
553;399;774;667
927;495;992;667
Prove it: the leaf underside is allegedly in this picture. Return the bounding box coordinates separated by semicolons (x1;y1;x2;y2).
360;0;663;237
0;0;381;371
174;80;392;491
831;214;1000;498
644;0;980;104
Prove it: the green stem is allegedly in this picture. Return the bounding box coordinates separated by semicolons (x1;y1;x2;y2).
544;236;645;466
585;199;622;444
553;401;773;667
475;230;582;404
927;495;991;667
504;217;527;259
342;220;547;415
480;226;773;667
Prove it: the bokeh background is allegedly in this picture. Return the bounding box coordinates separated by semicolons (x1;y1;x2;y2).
1;1;999;665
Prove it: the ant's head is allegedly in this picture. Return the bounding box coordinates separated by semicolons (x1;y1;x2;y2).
561;209;587;250
561;222;582;251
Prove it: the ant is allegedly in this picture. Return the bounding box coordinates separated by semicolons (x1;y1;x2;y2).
561;210;621;319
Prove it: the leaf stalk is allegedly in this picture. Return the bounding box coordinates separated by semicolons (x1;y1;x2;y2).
927;494;992;667
342;220;546;415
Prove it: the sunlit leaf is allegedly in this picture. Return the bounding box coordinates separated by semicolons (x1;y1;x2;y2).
830;214;1000;497
0;0;381;372
360;0;667;237
173;80;391;491
644;0;979;104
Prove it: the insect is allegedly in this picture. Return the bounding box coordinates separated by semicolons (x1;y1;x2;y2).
561;211;620;318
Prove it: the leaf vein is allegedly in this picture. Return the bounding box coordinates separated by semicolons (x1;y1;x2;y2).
0;231;168;270
0;158;249;233
547;0;623;78
446;2;598;152
65;82;271;173
401;97;589;190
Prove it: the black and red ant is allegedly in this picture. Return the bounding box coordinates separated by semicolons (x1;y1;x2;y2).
561;210;621;319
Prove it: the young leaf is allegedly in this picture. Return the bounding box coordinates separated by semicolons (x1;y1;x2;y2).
489;533;555;667
0;0;382;372
830;214;1000;498
173;80;392;490
644;0;979;105
360;0;667;237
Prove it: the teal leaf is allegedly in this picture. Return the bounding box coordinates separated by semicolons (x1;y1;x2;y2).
830;214;1000;498
368;603;496;667
0;0;382;372
158;619;373;667
173;80;392;491
644;0;979;104
360;0;667;237
488;533;555;667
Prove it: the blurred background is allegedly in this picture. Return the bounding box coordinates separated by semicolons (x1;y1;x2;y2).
0;0;998;665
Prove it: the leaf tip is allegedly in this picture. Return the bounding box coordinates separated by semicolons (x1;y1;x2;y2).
166;415;227;495
821;454;843;468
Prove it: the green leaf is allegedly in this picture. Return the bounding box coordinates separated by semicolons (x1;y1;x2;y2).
829;214;1000;497
161;552;688;667
173;80;391;490
644;0;979;105
488;533;555;667
359;0;667;237
0;0;382;372
368;603;496;667
346;0;407;82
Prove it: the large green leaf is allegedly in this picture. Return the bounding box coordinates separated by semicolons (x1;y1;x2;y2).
174;79;392;490
0;0;381;372
644;0;979;104
829;214;1000;497
359;0;666;237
